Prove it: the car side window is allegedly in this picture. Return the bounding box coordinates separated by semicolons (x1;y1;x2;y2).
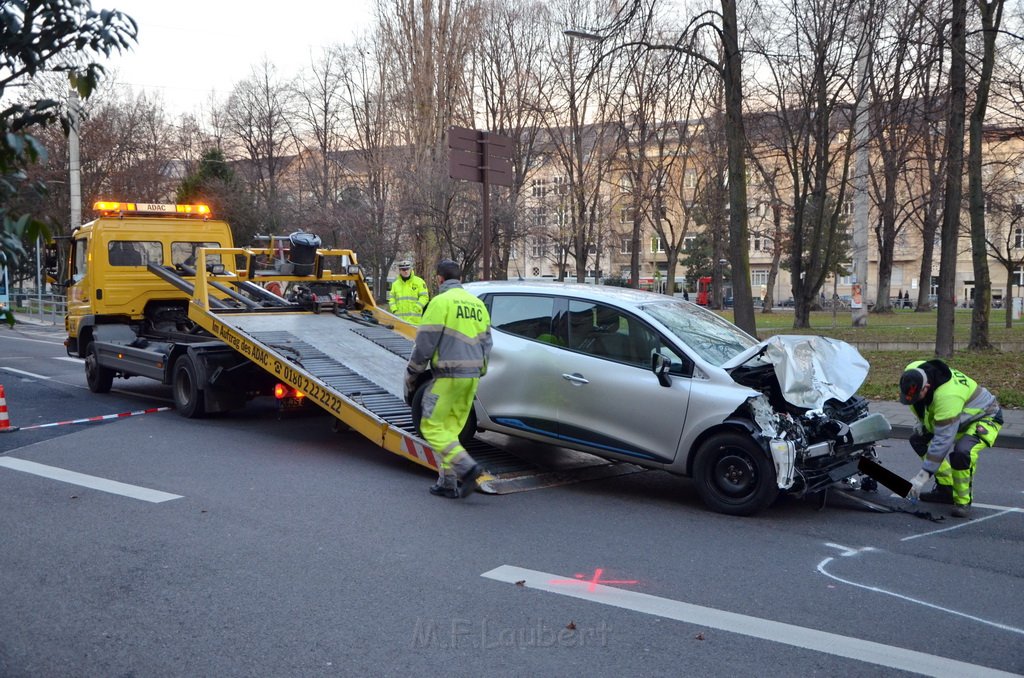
567;299;691;373
489;295;562;345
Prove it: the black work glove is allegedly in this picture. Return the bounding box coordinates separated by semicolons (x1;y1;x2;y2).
403;368;419;406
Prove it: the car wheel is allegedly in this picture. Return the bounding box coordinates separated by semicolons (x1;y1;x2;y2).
410;378;477;448
692;432;778;516
173;355;206;418
84;342;114;394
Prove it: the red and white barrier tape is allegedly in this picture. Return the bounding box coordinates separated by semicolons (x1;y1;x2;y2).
7;406;172;432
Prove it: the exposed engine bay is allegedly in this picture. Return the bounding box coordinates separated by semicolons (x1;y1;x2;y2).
728;335;891;496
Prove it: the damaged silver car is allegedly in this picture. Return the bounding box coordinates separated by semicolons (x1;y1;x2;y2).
462;282;891;516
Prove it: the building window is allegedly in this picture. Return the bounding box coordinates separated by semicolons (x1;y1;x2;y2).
620;175;633;194
1015;227;1023;249
531;178;548;197
751;269;769;286
650;236;665;253
532;207;547;226
683;235;696;251
553;176;568;195
620;237;632;254
620;208;635;224
531;239;547;258
684;169;697;189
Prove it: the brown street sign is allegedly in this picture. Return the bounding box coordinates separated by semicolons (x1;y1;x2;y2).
447;126;514;188
449;147;483;183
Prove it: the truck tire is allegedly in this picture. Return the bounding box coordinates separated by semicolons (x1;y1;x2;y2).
84;342;114;394
692;432;778;516
410;378;477;448
173;355;206;418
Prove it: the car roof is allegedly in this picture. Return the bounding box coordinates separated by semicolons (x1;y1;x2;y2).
463;280;673;310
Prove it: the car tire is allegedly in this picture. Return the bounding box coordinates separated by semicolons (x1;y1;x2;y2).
692;432;778;516
173;354;206;418
410;377;478;448
84;342;114;394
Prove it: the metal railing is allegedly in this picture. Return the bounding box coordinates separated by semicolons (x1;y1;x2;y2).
14;291;66;325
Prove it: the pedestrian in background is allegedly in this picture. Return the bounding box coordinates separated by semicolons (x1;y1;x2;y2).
899;359;1003;517
388;259;429;325
404;259;492;498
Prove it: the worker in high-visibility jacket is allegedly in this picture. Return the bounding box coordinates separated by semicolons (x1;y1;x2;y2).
388;260;429;325
900;359;1003;518
404;259;492;498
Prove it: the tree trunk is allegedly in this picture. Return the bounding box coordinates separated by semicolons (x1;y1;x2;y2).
936;0;968;358
722;0;755;335
967;0;1003;350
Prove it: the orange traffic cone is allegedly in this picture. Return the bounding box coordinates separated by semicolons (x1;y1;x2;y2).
0;384;10;431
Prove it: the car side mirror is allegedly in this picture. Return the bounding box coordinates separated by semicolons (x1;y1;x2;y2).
651;352;672;387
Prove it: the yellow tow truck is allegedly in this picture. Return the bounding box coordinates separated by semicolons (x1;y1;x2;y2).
58;201;640;491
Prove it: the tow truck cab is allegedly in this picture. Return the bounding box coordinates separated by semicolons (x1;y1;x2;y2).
64;201;234;357
62;201;275;413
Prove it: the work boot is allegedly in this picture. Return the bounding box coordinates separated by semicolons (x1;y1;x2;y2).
951;503;972;518
919;483;954;505
429;482;459;499
457;464;485;498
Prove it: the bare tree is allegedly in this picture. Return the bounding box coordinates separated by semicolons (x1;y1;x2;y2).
337;38;404;300
746;0;869;328
936;0;968;357
475;0;550;280
865;0;940;313
966;0;1005;350
376;0;480;275
222;59;300;237
538;0;621;284
294;47;349;240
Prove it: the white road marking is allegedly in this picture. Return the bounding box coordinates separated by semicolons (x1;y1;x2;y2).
0;334;64;346
0;457;182;503
55;356;83;363
824;542;877;557
816;556;1024;636
901;504;1022;542
482;564;1018;678
0;366;51;380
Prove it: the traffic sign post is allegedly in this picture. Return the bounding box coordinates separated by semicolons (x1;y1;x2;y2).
448;126;513;280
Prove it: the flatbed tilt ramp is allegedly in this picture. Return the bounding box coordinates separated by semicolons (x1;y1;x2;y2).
176;246;643;494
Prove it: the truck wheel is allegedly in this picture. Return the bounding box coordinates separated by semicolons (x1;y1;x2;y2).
692;432;778;516
84;342;114;394
173;355;206;418
410;378;478;448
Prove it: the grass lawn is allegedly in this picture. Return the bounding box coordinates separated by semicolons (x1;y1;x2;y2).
715;308;1024;407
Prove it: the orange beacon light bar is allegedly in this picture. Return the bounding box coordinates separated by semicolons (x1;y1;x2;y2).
93;201;211;217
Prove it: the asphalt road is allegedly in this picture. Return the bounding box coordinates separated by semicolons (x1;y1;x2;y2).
1;322;1022;677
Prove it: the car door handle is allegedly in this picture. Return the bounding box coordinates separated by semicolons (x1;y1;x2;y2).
561;372;589;385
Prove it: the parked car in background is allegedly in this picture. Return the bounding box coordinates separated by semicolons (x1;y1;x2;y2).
442;282;892;516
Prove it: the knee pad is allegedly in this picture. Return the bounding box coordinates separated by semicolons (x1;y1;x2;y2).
949;438;975;471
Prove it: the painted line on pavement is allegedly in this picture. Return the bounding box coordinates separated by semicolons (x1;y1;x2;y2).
55;356;83;363
0;334;64;346
817;555;1023;636
482;565;1017;678
0;366;51;380
0;457;182;503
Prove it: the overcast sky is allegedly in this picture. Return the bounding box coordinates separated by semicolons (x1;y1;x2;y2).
102;0;373;116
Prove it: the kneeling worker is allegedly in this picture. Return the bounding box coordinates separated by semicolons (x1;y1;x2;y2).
404;259;492;498
899;359;1003;517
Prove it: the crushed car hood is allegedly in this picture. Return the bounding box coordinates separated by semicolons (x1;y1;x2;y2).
722;335;870;410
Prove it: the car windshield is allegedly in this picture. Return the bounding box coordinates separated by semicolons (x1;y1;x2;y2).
641;300;759;366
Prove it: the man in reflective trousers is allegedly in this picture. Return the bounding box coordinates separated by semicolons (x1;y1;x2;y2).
404;259;492;498
900;359;1003;518
388;259;429;325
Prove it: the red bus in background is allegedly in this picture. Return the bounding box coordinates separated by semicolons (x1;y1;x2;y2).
696;276;712;306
